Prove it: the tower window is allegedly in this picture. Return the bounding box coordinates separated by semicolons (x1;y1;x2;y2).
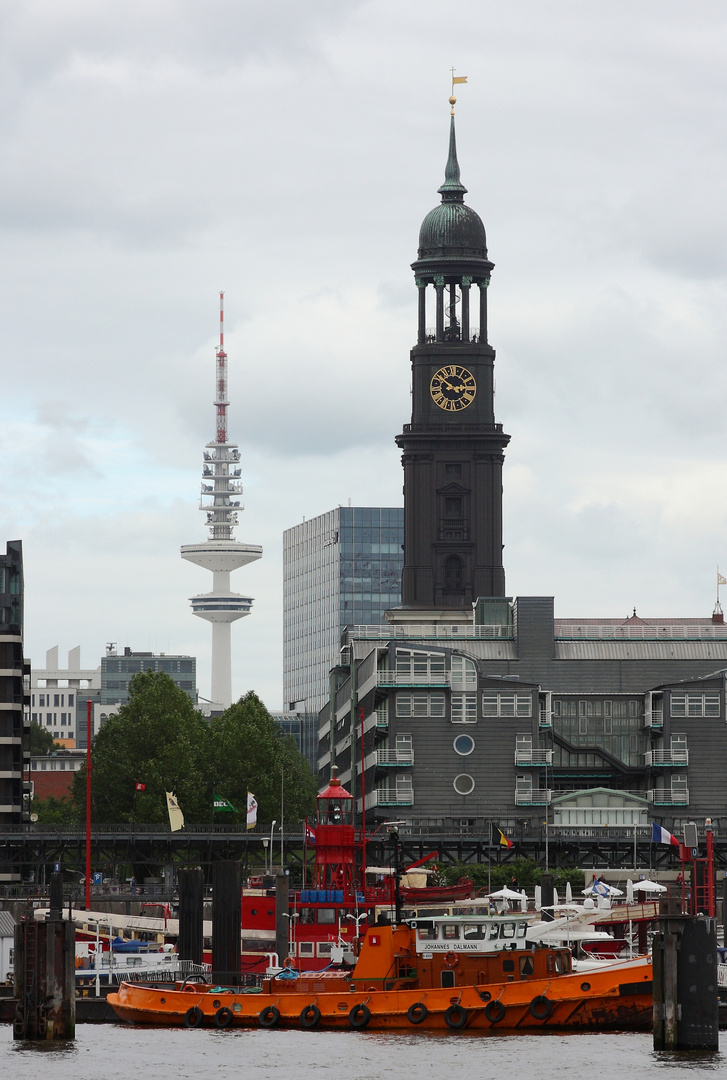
445;464;462;480
444;555;464;592
444;497;462;518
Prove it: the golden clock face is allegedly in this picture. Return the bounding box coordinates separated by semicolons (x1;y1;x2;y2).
430;365;476;412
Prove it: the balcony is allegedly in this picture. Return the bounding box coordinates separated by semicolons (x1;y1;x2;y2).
645;708;664;729
365;788;414;809
515;788;552;806
648;787;690;806
645;749;689;767
514;749;553;766
377;671;449;688
349;623;512;641
376;749;414;767
538;710;552;729
375;710;389;729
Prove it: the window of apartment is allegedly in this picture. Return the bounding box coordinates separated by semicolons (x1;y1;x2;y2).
444;497;462;518
396;691;446;717
68;694;74;706
39;695;45;707
578;716;588;735
46;718;52;727
54;694;60;707
444;464;462;480
453;773;475;796
603;717;613;735
482;692;532;717
395;649;445;680
450;655;477;691
451;693;477;723
670;692;720;718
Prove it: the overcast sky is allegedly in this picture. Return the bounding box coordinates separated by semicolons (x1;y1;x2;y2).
3;1;727;709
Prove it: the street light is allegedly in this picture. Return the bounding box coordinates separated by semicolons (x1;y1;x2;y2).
269;820;277;873
282;911;299;958
262;838;269;875
345;912;368;941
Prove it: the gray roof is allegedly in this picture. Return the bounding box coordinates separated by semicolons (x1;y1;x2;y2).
0;911;16;937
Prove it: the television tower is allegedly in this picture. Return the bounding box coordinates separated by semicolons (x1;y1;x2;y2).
181;294;262;709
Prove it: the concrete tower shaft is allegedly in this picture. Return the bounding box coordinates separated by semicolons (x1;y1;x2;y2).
181;295;262;709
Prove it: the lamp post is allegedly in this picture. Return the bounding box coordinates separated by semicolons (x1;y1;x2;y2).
262;838;269;876
269;820;277;873
346;912;368;942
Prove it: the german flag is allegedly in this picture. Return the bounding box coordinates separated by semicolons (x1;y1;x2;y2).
494;825;514;849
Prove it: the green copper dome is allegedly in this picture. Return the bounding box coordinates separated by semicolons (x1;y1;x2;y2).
417;115;488;262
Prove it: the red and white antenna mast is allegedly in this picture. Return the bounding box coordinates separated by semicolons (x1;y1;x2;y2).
215;290;228;445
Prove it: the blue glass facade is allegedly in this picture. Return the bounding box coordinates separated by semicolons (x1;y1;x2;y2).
283;507;403;715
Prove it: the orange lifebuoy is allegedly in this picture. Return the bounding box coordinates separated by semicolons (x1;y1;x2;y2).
444;951;459;968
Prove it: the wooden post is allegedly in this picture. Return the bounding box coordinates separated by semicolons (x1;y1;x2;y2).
653;915;719;1051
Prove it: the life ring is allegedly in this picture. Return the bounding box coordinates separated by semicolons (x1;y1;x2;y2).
444;1004;468;1030
407;1002;428;1025
184;1006;204;1029
349;1003;371;1030
484;999;506;1024
299;1004;321;1029
258;1006;281;1028
444;951;459;968
528;995;553;1020
214;1006;234;1029
284;956;296;969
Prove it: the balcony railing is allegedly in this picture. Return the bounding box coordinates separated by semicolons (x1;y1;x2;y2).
645;749;689;767
349;624;513;641
538;711;552;728
648;788;690;806
375;711;389;729
645;708;664;729
514;749;553;766
366;788;414;808
514;788;552;806
376;749;414;766
557;623;727;640
377;671;449;687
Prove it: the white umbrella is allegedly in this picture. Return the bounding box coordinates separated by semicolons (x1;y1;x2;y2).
565;881;573;904
534;885;542;911
553;887;559;907
626;878;634;904
633;879;667;893
582;882;624;897
520;891;528;912
487;887;525;900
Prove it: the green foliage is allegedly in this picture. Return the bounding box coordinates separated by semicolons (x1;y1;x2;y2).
439;859;585;893
72;671;213;824
71;675;316;826
209;691;316;825
30;795;78;824
29;721;56;755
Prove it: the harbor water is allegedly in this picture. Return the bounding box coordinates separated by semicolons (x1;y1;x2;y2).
2;1026;725;1079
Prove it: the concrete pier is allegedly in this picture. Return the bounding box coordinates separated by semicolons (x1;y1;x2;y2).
13;873;75;1040
653;914;719;1051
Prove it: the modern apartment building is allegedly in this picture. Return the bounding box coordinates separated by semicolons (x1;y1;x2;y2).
0;540;30;861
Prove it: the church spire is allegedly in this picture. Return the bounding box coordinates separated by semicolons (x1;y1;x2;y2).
438;114;467;202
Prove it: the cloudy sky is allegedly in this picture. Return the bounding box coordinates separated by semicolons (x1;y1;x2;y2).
3;2;727;709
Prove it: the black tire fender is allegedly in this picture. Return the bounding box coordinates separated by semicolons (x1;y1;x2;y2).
484;999;506;1024
214;1006;233;1029
258;1005;281;1028
349;1003;371;1029
299;1004;321;1029
184;1006;204;1029
528;995;553;1020
407;1001;428;1025
444;1004;468;1030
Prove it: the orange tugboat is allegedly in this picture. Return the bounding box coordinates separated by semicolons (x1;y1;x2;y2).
108;916;652;1031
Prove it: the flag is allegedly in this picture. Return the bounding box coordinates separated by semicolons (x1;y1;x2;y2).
305;823;316;845
246;792;258;831
452;76;468;85
166;791;184;832
213;795;237;813
591;878;610;897
135;782;146;792
652;822;680;846
719;572;726;586
494;825;514;849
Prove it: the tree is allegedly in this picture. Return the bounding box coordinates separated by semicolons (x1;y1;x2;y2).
72;670;213;824
209;691;316;825
29;721;56;755
30;794;78;824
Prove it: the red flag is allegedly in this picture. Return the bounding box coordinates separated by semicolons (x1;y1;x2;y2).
305;823;316;845
135;782;146;792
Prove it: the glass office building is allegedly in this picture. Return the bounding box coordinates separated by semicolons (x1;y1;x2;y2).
283;507;404;714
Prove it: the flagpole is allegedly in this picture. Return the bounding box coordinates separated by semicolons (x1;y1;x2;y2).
85;697;92;911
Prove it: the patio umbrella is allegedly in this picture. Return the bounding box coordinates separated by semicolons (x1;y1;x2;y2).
487;887;525;900
626;878;634;904
633;879;667;893
565;881;573;904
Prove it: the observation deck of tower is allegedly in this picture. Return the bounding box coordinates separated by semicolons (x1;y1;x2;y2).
181;294;262;710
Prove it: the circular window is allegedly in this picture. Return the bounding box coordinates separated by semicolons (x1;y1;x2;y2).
453;734;475;756
453;773;475;796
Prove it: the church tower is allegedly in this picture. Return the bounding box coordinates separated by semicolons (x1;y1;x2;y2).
396;104;510;608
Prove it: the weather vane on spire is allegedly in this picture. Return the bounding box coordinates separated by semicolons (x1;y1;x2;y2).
449;68;468;115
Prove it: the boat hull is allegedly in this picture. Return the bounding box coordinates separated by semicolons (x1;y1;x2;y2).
108;961;652;1032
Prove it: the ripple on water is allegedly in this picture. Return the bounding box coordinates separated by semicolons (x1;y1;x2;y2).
1;1026;725;1080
